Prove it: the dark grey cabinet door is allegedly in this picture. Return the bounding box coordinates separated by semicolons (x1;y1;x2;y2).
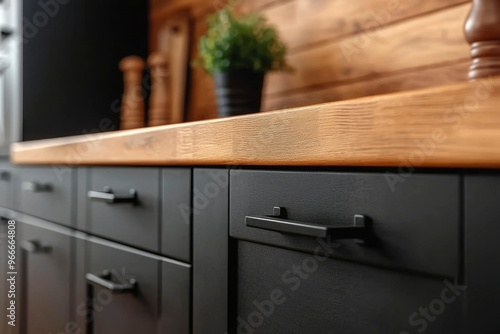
84;168;161;252
230;170;460;278
18;167;75;227
87;238;160;334
19;221;73;334
233;241;464;334
0;164;15;209
465;174;500;334
85;237;190;334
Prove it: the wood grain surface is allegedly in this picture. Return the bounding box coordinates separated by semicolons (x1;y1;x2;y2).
11;78;500;168
167;0;472;120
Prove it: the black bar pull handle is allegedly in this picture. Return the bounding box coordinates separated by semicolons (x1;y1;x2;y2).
0;170;10;181
246;207;370;240
85;269;137;294
88;187;138;205
22;181;52;193
20;240;52;254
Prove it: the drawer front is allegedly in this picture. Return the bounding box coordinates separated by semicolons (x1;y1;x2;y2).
230;170;460;277
233;241;464;334
85;168;160;252
0;163;15;209
19;167;74;226
86;237;190;334
19;221;73;334
162;168;191;262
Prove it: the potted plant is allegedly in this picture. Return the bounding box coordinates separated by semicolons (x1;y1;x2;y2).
196;7;291;118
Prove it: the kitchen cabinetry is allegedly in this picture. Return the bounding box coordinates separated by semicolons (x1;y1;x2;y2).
0;164;193;333
17;219;74;334
81;236;190;334
465;173;500;334
4;162;500;333
226;170;464;334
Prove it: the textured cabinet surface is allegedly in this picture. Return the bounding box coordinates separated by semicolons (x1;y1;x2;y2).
18;220;74;334
193;169;230;334
162;168;192;262
83;167;161;252
7;164;500;334
465;174;500;334
230;170;460;277
18;167;75;227
83;236;191;334
0;163;15;210
233;241;463;334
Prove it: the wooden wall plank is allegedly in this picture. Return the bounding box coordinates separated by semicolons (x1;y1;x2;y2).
263;60;469;110
265;4;470;96
151;0;472;121
262;0;469;51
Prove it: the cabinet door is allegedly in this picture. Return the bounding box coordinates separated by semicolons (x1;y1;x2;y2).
233;241;464;334
18;221;73;334
465;174;500;333
84;237;190;334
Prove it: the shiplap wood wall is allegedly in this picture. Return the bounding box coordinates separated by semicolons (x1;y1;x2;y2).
150;0;471;121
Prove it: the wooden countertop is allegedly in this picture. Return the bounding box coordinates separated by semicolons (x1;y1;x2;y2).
11;77;500;168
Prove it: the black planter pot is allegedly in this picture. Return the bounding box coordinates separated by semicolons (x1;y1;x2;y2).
213;70;264;118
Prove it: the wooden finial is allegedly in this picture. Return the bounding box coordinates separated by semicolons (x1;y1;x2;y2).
119;56;146;130
147;52;170;127
464;0;500;80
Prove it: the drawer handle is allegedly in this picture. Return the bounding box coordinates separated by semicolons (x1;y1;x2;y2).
246;207;370;240
0;170;10;181
22;181;52;193
87;187;138;205
86;269;137;294
20;240;52;254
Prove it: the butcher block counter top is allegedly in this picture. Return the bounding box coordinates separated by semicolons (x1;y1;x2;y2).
11;76;500;168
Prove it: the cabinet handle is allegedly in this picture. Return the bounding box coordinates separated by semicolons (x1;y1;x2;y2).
86;269;137;294
20;240;52;254
246;207;370;240
22;181;52;193
0;170;10;181
87;187;138;205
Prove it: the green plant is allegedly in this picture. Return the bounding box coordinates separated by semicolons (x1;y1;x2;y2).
196;7;291;74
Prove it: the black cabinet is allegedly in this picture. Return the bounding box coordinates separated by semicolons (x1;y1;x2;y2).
22;0;148;141
18;167;75;227
18;219;74;334
228;169;464;334
230;170;460;277
82;167;161;252
193;169;230;334
0;163;15;210
465;174;500;334
81;236;191;334
234;241;463;334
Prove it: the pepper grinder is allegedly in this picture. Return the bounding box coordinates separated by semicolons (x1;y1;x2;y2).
119;56;146;130
464;0;500;80
147;52;170;127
